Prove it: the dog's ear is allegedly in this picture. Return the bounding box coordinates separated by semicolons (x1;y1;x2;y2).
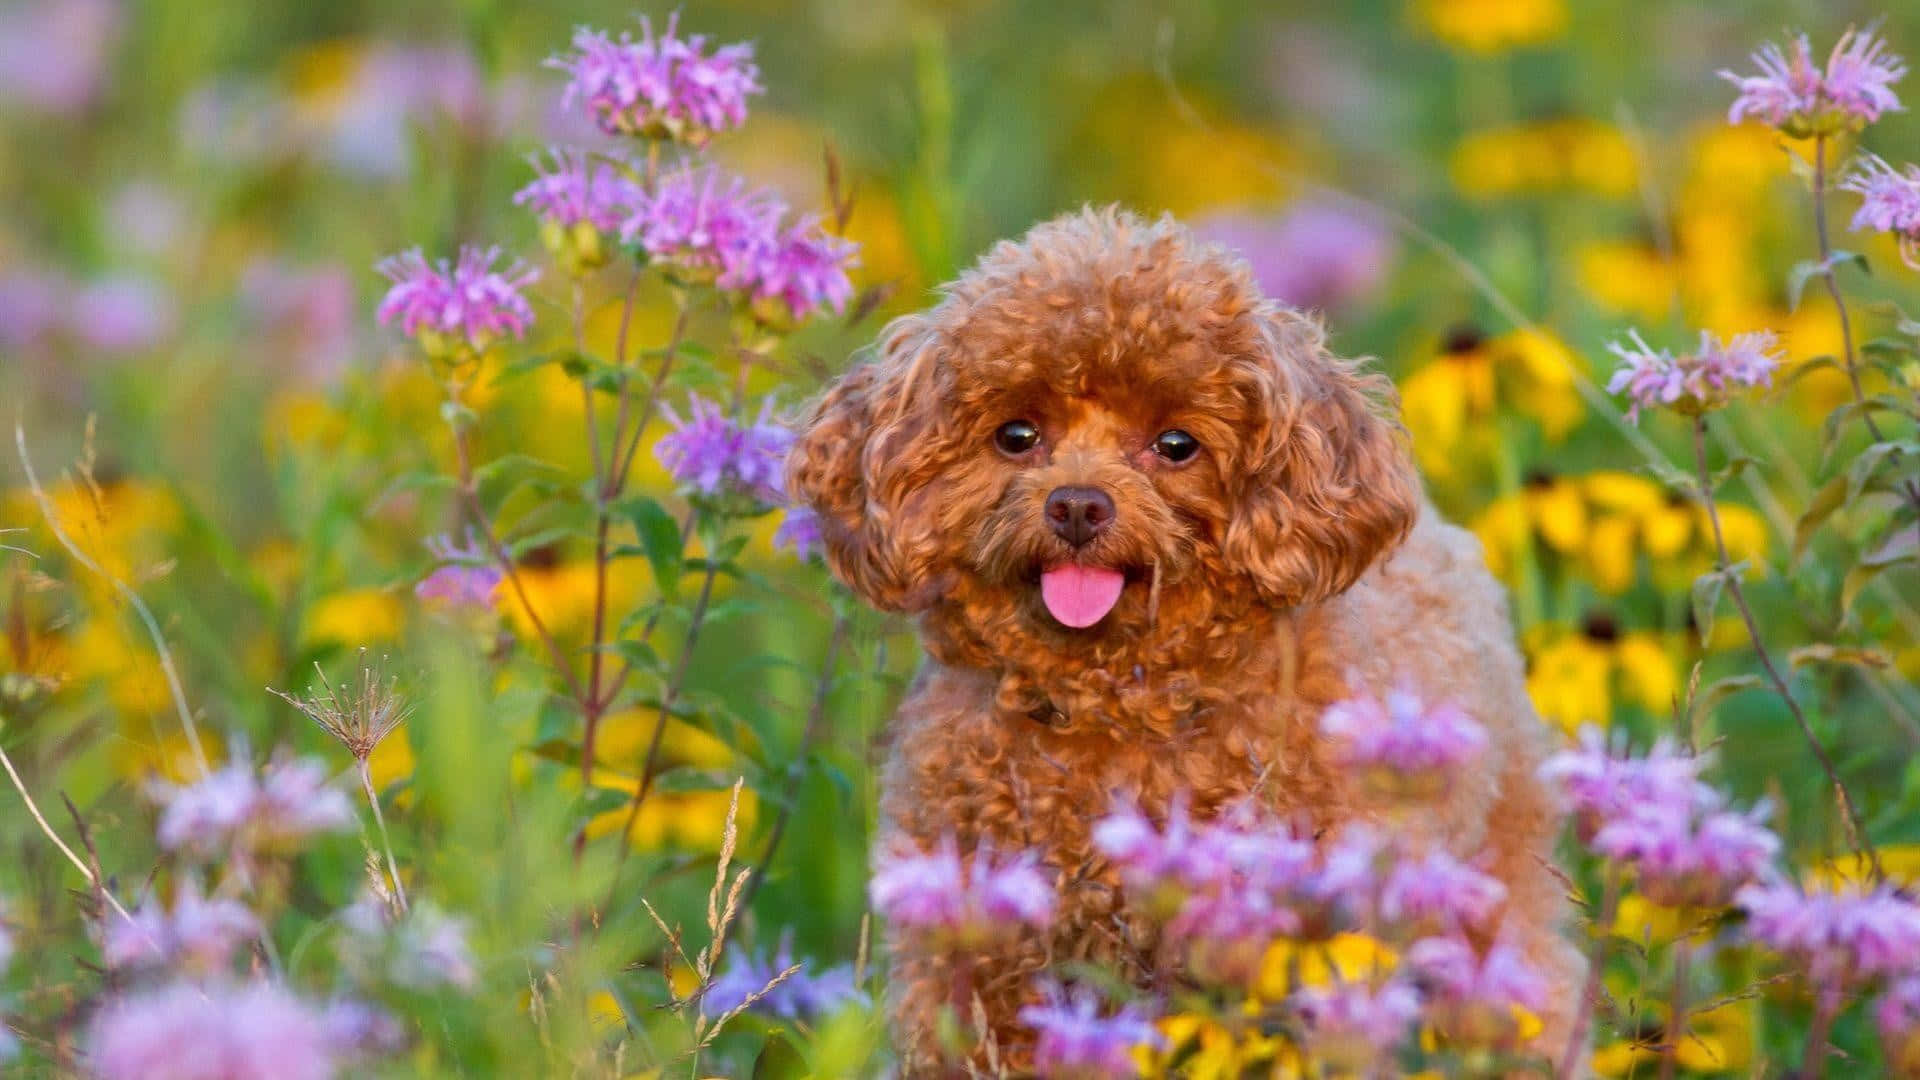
787;315;947;612
1221;309;1420;608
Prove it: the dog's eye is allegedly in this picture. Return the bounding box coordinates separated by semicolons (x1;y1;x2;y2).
993;420;1041;456
1153;429;1199;462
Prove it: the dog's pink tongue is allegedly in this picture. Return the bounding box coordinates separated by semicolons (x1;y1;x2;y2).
1040;565;1126;628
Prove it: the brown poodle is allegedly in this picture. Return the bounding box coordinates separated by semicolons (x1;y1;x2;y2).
788;207;1580;1072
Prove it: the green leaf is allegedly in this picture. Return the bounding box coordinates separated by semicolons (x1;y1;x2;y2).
1832;249;1871;279
1641;459;1698;498
615;494;684;596
1848;440;1920;505
506;524;586;557
1841;531;1920;617
1822;396;1906;464
1795;472;1851;563
1691;674;1766;720
491;349;575;384
1691;564;1744;634
1710;454;1762;492
1776;355;1841;392
1787;258;1825;312
607;637;663;676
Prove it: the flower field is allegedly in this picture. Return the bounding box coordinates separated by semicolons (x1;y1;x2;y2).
3;0;1920;1075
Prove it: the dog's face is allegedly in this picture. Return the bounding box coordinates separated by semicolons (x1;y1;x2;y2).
789;209;1417;644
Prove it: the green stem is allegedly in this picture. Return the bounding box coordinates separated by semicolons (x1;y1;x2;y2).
1691;416;1876;879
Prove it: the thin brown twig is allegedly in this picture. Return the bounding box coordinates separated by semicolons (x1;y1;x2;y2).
0;745;131;922
1692;416;1877;880
1558;869;1620;1079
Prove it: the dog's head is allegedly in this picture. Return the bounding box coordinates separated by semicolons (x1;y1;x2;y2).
788;208;1417;639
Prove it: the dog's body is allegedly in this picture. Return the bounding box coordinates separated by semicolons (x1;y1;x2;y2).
790;209;1579;1071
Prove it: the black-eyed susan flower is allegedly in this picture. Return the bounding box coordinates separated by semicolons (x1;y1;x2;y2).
1472;469;1590;583
1400;326;1584;482
1579;473;1769;594
1525;613;1679;733
1411;0;1565;54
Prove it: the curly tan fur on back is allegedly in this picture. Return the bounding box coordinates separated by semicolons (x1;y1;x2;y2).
788;207;1580;1074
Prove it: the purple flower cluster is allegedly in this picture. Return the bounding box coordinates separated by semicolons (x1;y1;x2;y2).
868;838;1055;944
1543;727;1774;908
86;981;379;1080
655;395;794;505
549;14;762;145
620;165;858;322
1290;978;1422;1072
1190;201;1398;313
773;502;823;561
1406;937;1550;1051
513;149;643;232
1539;728;1710;842
1377;849;1508;938
1092;801;1378;980
0;267;179;355
512;150;645;272
1590;801;1779;910
703;940;864;1020
340;896;479;993
1737;880;1920;992
1721;27;1906;136
103;882;260;975
0;0;120;116
151;753;354;861
1019;983;1162;1080
1843;154;1920;269
1319;686;1488;799
374;246;537;360
416;533;503;616
239;259;356;383
1605;328;1781;422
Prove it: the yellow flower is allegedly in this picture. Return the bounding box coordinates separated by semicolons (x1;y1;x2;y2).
594;709;738;774
367;726;415;796
1254;933;1398;1001
1451;119;1635;199
1593;997;1754;1075
9;477;181;594
1580;242;1680;322
113;728;223;785
1412;0;1566;53
66;618;172;716
1610;892;1708;946
1525;614;1679;733
301;588;405;650
1144;1014;1300;1080
1805;844;1920;892
584;787;759;852
1401;327;1585;482
263;390;351;461
502;554;650;642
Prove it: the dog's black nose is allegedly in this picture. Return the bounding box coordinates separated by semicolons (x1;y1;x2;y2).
1045;486;1115;547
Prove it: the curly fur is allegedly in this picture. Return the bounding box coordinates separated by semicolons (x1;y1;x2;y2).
789;208;1581;1074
